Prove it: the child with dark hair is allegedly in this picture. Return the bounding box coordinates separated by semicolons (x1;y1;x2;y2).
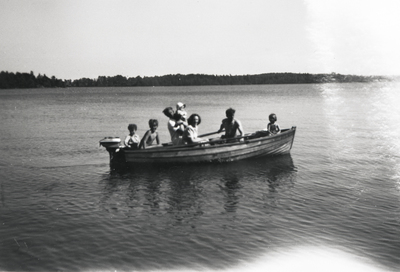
267;113;280;135
139;119;160;149
124;124;140;149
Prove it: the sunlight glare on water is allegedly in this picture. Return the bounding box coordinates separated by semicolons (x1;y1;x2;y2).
83;246;386;272
369;82;400;187
321;82;400;188
234;246;385;272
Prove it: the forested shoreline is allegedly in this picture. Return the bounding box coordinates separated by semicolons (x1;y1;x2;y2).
0;70;394;89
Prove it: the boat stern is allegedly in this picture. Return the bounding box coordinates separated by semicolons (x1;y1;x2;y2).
99;137;124;164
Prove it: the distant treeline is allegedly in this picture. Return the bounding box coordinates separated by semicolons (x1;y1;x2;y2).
0;70;393;89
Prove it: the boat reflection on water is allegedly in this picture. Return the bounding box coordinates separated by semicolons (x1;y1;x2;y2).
216;154;297;214
99;154;297;220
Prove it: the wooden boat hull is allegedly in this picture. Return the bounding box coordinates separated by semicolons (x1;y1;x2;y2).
119;126;296;164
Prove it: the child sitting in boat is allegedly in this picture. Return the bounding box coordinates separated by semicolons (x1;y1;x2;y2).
267;113;281;135
124;124;140;149
250;113;281;139
139;119;160;149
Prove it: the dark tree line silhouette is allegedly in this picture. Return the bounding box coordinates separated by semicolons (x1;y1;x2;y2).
0;71;65;89
0;70;392;89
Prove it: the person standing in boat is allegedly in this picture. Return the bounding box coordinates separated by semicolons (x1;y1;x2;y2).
139;119;160;149
163;107;176;139
124;123;140;149
182;114;207;144
163;107;186;145
218;108;244;140
267;113;281;135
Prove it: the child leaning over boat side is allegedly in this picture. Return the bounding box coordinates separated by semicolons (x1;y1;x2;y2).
267;113;281;135
139;119;160;149
124;124;140;149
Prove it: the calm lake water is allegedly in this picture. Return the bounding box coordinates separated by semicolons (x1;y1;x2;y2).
0;83;400;272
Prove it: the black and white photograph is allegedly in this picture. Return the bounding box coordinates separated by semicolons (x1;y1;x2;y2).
1;0;399;271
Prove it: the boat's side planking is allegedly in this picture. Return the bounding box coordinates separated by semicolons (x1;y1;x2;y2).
122;127;296;163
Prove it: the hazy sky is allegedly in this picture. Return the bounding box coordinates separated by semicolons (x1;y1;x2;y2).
1;0;399;79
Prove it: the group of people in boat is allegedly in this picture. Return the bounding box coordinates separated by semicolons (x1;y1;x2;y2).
124;102;280;149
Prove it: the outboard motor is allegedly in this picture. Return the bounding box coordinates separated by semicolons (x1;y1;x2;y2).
99;137;122;164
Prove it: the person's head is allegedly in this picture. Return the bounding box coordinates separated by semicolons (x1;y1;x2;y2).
148;119;158;132
226;108;236;119
269;113;277;123
162;107;174;119
127;124;137;134
187;113;201;126
176;102;186;111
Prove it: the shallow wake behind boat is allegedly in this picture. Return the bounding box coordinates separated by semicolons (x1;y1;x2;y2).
100;126;296;165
